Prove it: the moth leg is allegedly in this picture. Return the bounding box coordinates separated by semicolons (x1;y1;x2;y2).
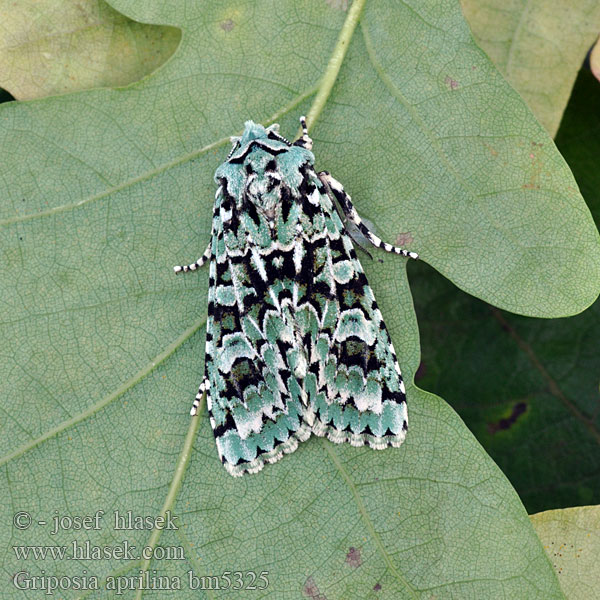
320;184;376;260
293;116;313;150
190;378;209;416
325;193;375;260
318;171;419;260
173;241;211;274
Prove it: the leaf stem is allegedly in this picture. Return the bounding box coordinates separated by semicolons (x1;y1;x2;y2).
305;0;367;131
135;402;203;600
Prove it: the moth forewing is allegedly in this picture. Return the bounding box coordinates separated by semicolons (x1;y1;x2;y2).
174;118;418;476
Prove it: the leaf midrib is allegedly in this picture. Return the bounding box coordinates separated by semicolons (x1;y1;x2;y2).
324;441;420;598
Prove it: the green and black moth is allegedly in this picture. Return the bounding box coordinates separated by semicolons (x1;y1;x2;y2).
174;118;418;477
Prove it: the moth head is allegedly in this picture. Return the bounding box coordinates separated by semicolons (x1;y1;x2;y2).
226;121;291;161
242;120;268;143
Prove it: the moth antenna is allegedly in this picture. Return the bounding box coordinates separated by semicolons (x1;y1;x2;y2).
267;124;291;146
300;116;308;135
227;141;240;160
294;115;313;150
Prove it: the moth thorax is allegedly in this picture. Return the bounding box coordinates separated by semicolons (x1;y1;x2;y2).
244;158;283;220
247;187;281;221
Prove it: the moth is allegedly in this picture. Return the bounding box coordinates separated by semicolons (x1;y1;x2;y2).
174;117;418;476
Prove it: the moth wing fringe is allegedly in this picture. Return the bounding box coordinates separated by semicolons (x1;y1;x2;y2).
222;421;312;477
312;417;407;450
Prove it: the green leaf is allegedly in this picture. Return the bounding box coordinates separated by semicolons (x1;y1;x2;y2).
460;0;600;136
0;0;180;100
412;260;600;513
531;506;600;599
2;0;590;596
412;68;600;514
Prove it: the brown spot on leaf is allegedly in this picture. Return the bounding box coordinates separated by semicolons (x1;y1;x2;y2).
374;582;382;591
303;577;327;600
444;76;459;90
482;141;498;157
395;231;413;246
487;402;528;434
345;546;362;568
220;18;235;31
523;144;543;189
